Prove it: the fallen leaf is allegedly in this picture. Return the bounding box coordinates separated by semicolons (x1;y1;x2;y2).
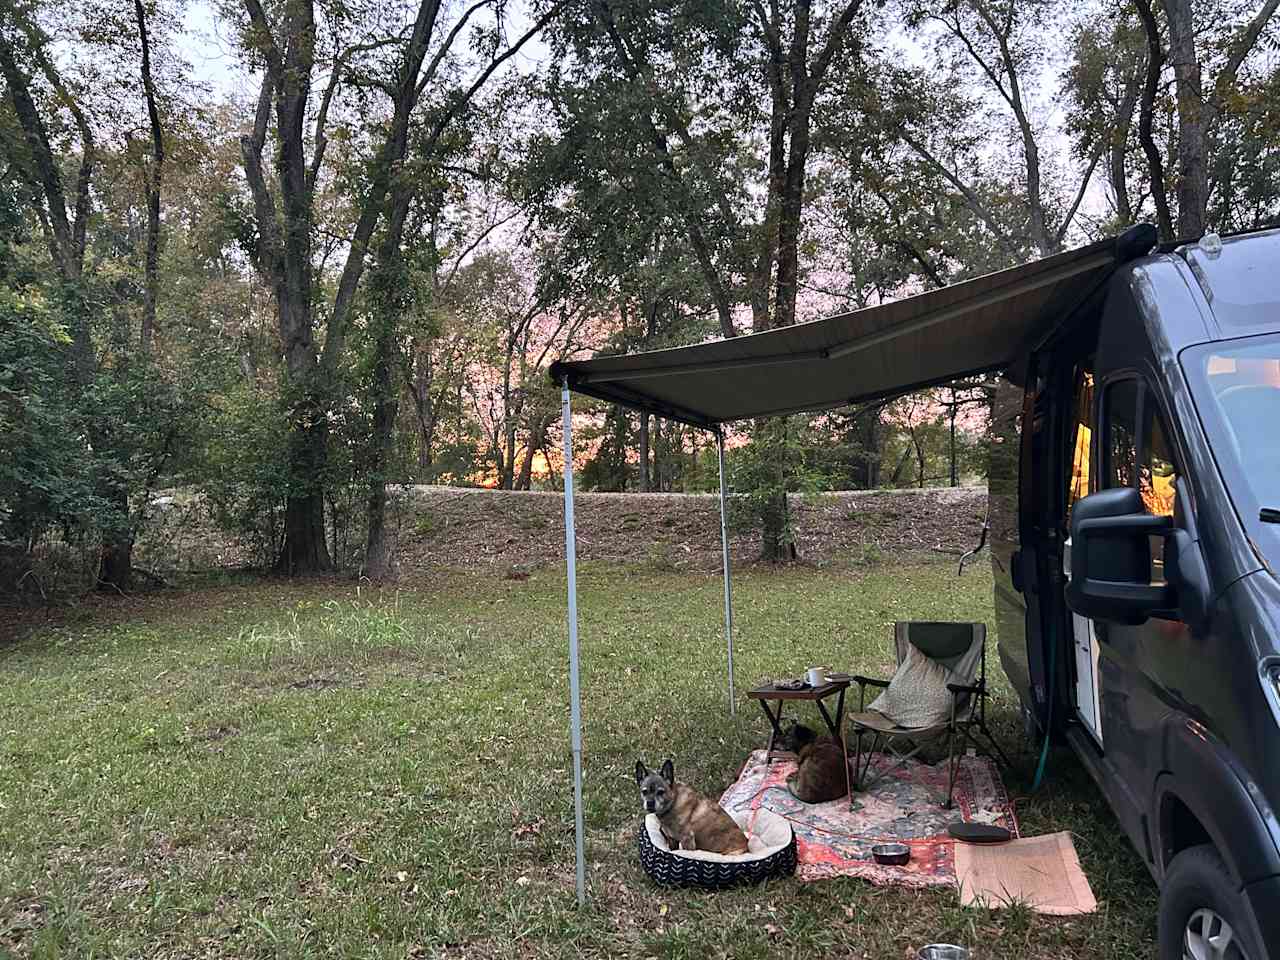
658;904;668;916
512;819;544;840
515;876;531;887
395;871;408;883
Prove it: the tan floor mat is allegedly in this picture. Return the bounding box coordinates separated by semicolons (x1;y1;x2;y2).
954;831;1097;915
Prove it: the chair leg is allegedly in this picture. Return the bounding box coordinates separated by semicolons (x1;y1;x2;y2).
849;729;880;806
968;719;1017;777
944;727;960;810
979;721;1016;772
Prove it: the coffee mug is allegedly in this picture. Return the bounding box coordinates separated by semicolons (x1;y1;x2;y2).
806;667;825;686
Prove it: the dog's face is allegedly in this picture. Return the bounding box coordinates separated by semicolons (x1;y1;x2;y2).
635;759;676;816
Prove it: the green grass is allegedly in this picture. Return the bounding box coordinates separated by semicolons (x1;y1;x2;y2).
0;560;1157;958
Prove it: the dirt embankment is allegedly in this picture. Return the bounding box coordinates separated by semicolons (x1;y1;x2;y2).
131;485;988;576
388;485;988;574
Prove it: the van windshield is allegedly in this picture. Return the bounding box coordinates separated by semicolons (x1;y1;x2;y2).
1183;333;1280;566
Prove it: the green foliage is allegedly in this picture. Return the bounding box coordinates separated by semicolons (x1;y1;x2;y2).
198;384;292;567
0;286;101;549
728;418;834;555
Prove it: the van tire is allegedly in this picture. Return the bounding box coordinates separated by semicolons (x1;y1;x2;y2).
1158;845;1261;960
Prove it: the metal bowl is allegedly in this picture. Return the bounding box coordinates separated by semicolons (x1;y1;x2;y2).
917;946;969;960
871;842;911;866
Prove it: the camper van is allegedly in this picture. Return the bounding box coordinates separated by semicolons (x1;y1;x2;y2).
990;226;1280;959
553;223;1280;957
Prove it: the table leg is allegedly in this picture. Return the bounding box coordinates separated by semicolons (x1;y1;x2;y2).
816;691;845;742
758;699;786;762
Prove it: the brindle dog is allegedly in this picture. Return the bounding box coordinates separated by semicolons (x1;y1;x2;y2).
635;759;749;855
782;722;849;804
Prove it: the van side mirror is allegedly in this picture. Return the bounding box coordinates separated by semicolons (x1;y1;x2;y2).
1066;487;1173;625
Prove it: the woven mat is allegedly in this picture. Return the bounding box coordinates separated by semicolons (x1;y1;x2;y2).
719;749;1019;887
955;831;1097;915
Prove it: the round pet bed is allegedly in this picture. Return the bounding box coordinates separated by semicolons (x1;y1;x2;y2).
637;807;796;889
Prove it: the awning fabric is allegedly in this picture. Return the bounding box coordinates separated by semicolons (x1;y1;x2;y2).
550;225;1157;427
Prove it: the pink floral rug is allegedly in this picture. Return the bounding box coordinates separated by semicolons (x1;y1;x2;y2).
719;749;1019;886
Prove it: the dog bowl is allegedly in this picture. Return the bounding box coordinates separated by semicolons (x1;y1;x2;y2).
871;842;911;866
917;946;969;960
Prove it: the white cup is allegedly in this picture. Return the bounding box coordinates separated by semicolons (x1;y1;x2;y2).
807;667;825;686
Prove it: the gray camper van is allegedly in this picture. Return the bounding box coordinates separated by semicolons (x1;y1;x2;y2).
991;226;1280;959
552;223;1280;957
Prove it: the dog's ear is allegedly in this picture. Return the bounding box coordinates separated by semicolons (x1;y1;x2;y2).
635;760;647;786
660;759;674;784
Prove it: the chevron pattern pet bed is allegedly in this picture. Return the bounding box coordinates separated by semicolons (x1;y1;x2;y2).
637;807;797;889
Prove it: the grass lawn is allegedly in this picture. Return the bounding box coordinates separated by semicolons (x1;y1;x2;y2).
0;559;1157;958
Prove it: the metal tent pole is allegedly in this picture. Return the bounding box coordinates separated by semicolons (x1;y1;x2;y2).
561;383;586;906
716;430;736;716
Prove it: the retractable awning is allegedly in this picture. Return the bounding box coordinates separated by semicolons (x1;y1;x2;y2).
550;225;1157;426
551;223;1156;906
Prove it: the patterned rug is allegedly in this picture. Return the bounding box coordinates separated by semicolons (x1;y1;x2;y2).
719;749;1019;886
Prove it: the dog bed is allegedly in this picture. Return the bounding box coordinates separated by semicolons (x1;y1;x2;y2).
637;807;796;889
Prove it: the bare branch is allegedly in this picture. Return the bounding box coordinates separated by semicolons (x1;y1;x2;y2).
1055;145;1103;246
442;211;519;291
309;37;406;192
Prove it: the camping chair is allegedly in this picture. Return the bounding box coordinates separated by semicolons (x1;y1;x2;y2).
846;621;1012;809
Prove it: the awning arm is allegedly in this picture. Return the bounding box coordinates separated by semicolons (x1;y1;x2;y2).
560;382;587;906
716;429;736;717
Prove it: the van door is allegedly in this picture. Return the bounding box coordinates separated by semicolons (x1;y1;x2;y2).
1062;364;1103;746
1092;376;1192;837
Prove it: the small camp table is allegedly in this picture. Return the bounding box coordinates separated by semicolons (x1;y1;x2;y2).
748;679;850;762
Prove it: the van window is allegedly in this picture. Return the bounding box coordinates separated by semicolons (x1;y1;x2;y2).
1142;407;1178;518
1066;366;1094;523
1103;379;1141;490
1142;404;1180;581
1101;377;1182;582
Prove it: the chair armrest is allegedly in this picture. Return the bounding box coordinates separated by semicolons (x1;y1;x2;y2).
852;675;890;689
946;680;986;696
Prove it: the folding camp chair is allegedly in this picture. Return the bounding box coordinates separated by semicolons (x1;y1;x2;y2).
846;621;1012;809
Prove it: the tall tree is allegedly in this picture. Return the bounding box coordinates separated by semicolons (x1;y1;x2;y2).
360;4;563;579
134;0;163;353
902;0;1101;257
1135;0;1279;238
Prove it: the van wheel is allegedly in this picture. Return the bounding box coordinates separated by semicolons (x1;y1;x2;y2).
1158;845;1260;960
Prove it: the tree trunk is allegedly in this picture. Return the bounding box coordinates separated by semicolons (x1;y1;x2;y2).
913;427;926;488
1109;78;1140;226
1162;0;1207;238
1134;0;1175;241
276;412;332;574
757;417;793;562
363;314;400;581
516;416;549;491
949;394;958;487
651;417;662;492
411;346;436;473
638;412;650;492
135;0;163;353
851;406;881;488
773;0;815;331
97;486;134;593
761;490;787;562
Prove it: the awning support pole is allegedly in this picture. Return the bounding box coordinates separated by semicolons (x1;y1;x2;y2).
561;383;586;906
716;431;736;717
